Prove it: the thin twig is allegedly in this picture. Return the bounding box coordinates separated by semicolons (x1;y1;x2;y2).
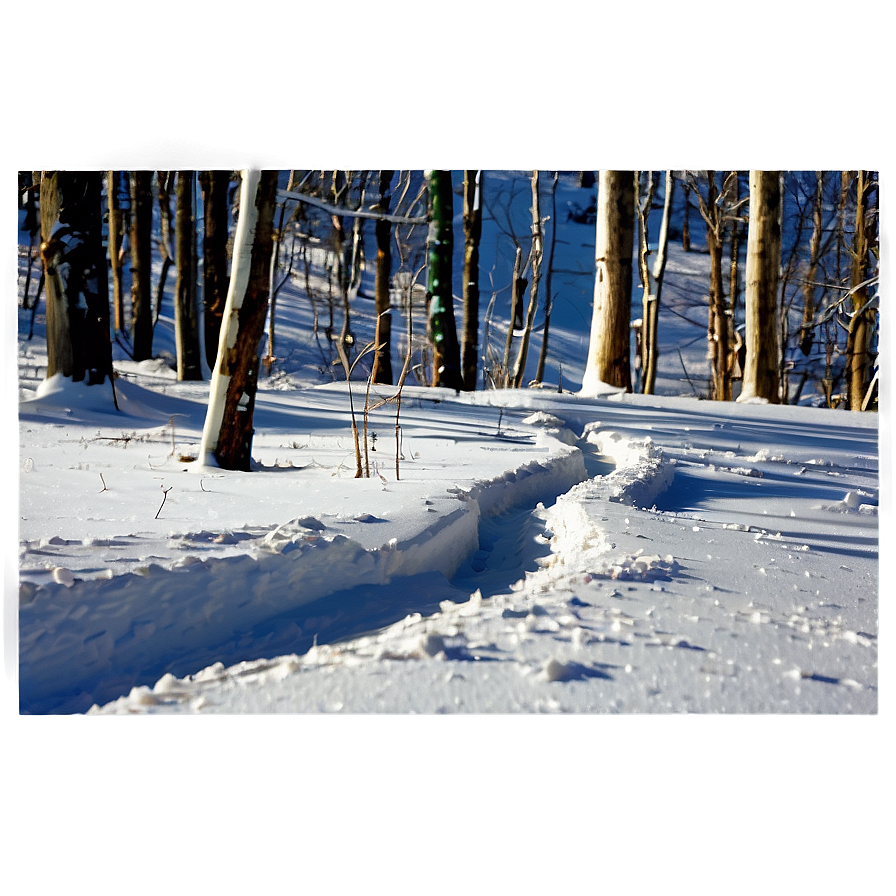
155;485;172;519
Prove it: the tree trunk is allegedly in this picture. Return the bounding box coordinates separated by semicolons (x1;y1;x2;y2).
728;171;742;348
39;171;113;386
129;170;154;360
155;171;175;325
740;170;782;403
642;171;673;395
535;171;559;385
107;171;125;332
502;246;525;383
461;170;483;391
174;171;203;380
199;169;279;470
513;171;544;388
846;170;877;411
581;170;635;395
681;177;691;252
426;170;462;390
371;170;395;385
199;170;232;370
799;171;825;356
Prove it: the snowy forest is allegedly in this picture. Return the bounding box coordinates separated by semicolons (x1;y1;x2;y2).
15;166;880;719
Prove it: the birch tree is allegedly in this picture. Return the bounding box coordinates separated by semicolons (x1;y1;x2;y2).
461;170;483;391
534;171;559;385
846;170;879;411
512;170;544;387
38;171;114;387
581;170;635;395
637;171;674;395
739;170;782;403
198;169;279;470
426;169;462;390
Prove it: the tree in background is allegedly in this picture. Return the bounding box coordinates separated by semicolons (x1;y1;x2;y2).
199;170;279;470
38;171;114;387
198;170;233;371
155;171;175;324
511;170;544;388
740;171;782;403
107;171;126;333
371;169;395;385
129;170;154;361
174;171;202;380
534;171;559;386
581;170;635;395
686;170;740;401
636;171;674;395
461;170;483;391
426;170;462;390
846;170;879;411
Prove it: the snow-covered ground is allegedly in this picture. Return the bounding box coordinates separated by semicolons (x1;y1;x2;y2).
13;167;881;715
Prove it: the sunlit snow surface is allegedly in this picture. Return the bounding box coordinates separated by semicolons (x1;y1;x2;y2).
15;172;879;714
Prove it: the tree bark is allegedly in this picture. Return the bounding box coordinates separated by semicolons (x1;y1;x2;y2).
107;171;125;332
799;171;825;356
371;170;395;385
535;172;559;385
461;170;483;391
129;171;154;360
581;170;635;395
513;170;543;388
198;170;232;370
39;171;113;385
199;170;279;470
502;246;525;382
740;170;782;403
426;170;462;390
640;171;673;395
174;171;203;380
155;171;175;324
846;170;877;411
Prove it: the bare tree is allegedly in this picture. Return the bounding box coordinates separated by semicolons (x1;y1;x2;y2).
198;170;279;470
461;169;483;391
39;171;114;388
107;171;126;333
371;170;396;385
198;170;233;370
846;170;879;411
129;170;154;361
534;171;559;385
637;171;674;395
174;171;202;380
581;170;635;395
686;170;740;401
512;170;544;387
155;171;175;325
740;171;782;403
426;169;462;390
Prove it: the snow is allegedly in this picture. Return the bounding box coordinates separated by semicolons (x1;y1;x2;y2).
7;163;890;894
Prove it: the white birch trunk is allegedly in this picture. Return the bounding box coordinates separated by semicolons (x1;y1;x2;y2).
198;169;261;466
581;170;634;396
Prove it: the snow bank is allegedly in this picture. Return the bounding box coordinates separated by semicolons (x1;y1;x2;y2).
19;437;587;714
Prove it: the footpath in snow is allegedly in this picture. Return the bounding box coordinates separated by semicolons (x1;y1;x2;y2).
17;372;876;714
